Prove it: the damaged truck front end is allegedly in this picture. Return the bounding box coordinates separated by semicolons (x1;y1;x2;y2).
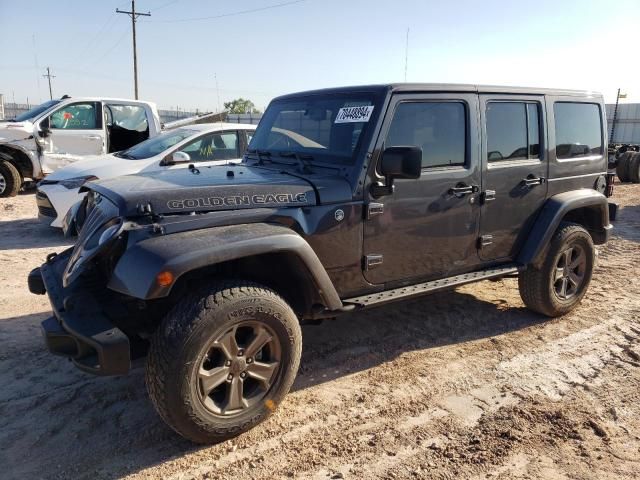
29;167;349;375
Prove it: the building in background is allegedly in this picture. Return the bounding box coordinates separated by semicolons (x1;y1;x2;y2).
606;103;640;144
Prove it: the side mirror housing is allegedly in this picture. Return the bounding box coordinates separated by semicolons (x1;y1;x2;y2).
372;146;422;197
39;117;51;138
380;146;422;179
163;151;191;166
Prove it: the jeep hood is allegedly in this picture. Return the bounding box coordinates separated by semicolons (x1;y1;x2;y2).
86;164;352;217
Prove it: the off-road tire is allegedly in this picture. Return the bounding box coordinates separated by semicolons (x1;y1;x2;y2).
628;152;640;183
518;222;594;317
615;152;632;182
145;280;302;444
0;160;21;197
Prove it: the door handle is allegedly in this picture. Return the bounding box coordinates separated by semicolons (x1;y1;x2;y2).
521;176;545;187
449;183;479;197
84;135;102;140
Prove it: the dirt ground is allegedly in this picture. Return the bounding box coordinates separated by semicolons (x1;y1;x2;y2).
0;184;639;480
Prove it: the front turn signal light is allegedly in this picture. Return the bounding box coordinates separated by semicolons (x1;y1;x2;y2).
156;271;174;287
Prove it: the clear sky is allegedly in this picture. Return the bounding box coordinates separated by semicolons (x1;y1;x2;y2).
1;0;638;112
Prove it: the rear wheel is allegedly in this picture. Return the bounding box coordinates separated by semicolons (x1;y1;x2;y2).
518;223;594;317
0;160;21;197
628;152;640;183
616;152;632;182
146;280;302;444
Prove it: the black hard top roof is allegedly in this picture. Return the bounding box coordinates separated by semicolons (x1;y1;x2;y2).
273;83;602;101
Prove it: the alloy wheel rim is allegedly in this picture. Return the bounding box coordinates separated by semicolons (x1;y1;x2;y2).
197;321;281;416
0;173;6;194
553;245;586;300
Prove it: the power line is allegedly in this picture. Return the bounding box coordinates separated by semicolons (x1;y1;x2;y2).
68;13;119;69
117;0;151;100
152;0;180;11
153;0;308;23
43;67;56;100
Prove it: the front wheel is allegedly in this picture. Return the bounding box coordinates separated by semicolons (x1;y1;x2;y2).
518;223;594;317
146;281;302;444
0;160;21;198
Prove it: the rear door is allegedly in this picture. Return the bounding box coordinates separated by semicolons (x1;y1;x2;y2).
40;101;105;172
478;95;548;261
363;93;482;285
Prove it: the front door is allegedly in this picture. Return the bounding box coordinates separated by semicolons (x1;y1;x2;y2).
478;95;548;261
363;93;482;285
41;101;105;172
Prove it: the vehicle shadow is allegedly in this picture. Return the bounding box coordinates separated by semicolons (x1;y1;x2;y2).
0;218;73;250
0;288;550;480
612;204;640;244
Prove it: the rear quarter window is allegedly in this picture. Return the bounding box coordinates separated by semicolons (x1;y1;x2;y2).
554;102;603;159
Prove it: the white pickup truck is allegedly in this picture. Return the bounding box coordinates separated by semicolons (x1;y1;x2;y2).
0;96;162;197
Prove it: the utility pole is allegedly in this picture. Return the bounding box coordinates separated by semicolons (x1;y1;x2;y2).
43;67;55;100
404;28;409;82
117;1;150;99
214;73;221;113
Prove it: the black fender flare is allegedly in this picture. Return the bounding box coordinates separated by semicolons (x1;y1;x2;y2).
107;222;343;310
517;189;612;266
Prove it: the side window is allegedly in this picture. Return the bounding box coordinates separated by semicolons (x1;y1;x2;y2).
106;104;149;132
554;102;602;159
385;102;466;168
49;103;99;130
486;102;540;162
180;131;239;161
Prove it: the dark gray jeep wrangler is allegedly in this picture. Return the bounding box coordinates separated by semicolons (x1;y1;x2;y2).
29;84;616;443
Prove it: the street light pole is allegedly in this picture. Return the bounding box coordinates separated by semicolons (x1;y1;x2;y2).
117;1;150;99
610;88;626;145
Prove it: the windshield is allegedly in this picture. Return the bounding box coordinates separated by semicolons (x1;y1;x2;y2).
248;94;378;165
116;127;198;159
12;99;61;122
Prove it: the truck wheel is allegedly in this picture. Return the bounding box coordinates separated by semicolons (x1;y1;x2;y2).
518;222;594;317
628;152;640;183
615;152;632;182
0;160;21;197
145;281;302;444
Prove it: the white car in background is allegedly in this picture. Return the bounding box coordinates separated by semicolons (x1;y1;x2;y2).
36;123;256;228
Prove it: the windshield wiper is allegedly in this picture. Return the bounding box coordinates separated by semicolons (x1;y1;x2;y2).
115;152;136;159
279;151;313;174
246;148;273;165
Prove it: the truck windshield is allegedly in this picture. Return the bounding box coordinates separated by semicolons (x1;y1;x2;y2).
115;128;199;160
248;94;379;165
12;100;61;122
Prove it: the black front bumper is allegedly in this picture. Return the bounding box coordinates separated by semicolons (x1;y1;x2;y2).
29;249;130;375
35;189;57;219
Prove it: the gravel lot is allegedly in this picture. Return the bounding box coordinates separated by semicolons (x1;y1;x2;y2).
1;184;639;479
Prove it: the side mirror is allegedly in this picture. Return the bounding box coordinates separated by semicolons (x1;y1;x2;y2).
371;146;422;197
164;151;191;166
39;117;51;138
380;146;422;179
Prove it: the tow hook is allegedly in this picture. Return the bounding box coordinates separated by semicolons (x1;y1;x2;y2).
46;252;58;263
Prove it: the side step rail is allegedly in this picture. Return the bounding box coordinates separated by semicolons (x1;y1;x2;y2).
344;264;523;308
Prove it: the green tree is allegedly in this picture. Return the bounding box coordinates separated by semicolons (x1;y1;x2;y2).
223;98;261;114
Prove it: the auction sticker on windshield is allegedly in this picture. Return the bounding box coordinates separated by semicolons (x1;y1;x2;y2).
334;105;374;123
